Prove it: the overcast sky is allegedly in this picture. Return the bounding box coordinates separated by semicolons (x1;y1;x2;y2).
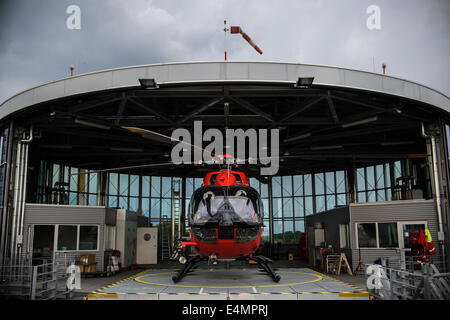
0;0;449;104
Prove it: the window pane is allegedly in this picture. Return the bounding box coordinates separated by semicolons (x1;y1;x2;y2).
58;226;77;250
325;172;335;194
162;177;171;197
79;226;98;250
357;223;377;248
326;194;336;210
283;198;293;218
262;223;270;243
161;198;172;216
151;198;161;219
261;198;269;218
119;174;128;196
142;176;150;197
379;223;398;248
293;175;303;196
305;196;313;215
295;219;304;234
337;193;347;206
109;173;118;196
249;178;259;192
119;196;128;209
260;182;268;198
377;190;386;202
367;190;376;202
53;164;60;185
282;176;292;196
142;198;150;217
130;175;139;197
129;197;139;212
283;220;294;243
273;220;283;242
356;168;365;191
273;198;282;218
272;177;282;197
151;176;161;197
357;192;366;203
366;166;375;190
89;173;97;195
316;195;325;213
304;174;312;195
88;194;97;206
293;197;304;218
70;168;78;192
336;171;346;193
314;173;324;195
108;195;118;208
186;178;194;198
376;165;385;189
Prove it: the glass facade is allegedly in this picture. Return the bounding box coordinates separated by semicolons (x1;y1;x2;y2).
35;160;419;245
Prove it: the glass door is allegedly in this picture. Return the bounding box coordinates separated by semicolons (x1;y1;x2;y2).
398;221;427;269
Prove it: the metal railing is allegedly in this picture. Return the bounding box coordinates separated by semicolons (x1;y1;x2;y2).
365;260;450;300
0;260;75;300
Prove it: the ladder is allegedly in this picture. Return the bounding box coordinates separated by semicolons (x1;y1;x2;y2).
160;215;171;261
171;179;181;258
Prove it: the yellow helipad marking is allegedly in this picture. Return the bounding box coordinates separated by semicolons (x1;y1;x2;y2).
133;270;322;289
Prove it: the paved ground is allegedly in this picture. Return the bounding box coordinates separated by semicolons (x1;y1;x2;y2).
76;261;369;300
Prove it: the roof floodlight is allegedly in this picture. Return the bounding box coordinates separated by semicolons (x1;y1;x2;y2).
138;78;159;89
284;132;311;143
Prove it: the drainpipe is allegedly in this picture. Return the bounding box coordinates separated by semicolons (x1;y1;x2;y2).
421;122;446;268
10;138;22;265
18;126;33;263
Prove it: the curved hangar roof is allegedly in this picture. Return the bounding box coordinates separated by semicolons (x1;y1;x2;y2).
1;61;449;176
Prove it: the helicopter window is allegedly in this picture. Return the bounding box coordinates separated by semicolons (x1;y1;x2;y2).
191;195;261;226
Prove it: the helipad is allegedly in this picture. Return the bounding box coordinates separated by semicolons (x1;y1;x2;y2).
86;267;369;300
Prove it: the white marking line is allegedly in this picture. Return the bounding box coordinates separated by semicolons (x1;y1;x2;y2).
252;287;258;293
199;288;204;294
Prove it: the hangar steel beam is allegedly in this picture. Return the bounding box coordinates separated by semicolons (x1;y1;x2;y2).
114;93;128;125
326;91;339;123
128;97;174;124
274;96;324;125
176;97;224;124
228;96;275;122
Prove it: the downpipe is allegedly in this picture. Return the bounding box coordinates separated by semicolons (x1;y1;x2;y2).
17;126;33;266
10;126;33;267
421;123;446;270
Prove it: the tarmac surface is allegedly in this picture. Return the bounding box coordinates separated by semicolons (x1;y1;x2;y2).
75;260;369;300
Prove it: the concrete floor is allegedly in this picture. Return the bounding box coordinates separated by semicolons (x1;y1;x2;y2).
77;261;369;300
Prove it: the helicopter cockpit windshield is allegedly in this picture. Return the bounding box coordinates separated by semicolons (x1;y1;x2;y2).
189;185;263;227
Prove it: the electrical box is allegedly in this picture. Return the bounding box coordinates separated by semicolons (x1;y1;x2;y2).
136;227;158;265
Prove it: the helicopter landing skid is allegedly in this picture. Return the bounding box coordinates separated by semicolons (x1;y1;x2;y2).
247;255;281;282
172;255;207;283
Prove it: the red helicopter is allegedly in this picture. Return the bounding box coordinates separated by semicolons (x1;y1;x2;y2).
172;164;280;283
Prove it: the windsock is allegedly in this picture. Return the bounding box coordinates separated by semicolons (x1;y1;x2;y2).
230;26;263;55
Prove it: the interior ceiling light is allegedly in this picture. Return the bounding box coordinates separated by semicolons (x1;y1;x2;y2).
284;132;311;143
74;117;111;130
341;116;378;128
110;147;144;152
310;145;343;151
138;78;158;88
380;141;415;146
295;77;314;88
